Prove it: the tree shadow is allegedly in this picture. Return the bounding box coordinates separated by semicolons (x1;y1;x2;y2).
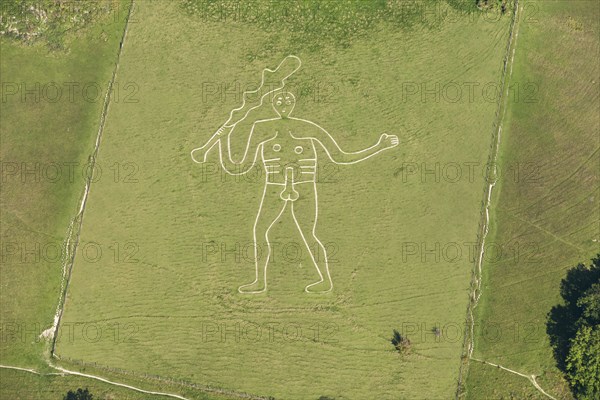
546;255;600;371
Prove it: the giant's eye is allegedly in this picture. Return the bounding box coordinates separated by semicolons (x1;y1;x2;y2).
276;101;282;105
285;101;291;105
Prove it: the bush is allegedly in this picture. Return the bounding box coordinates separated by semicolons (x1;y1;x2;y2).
64;388;93;400
391;329;411;354
0;0;117;49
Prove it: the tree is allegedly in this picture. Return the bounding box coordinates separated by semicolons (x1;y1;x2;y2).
546;255;600;398
578;283;600;325
565;325;600;400
546;255;600;369
64;388;93;400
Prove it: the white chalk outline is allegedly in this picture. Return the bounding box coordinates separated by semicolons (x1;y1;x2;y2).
191;56;398;294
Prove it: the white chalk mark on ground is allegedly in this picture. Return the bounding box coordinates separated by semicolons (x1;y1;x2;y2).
191;57;398;294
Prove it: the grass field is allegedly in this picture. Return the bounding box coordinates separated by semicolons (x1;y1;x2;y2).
4;0;596;399
52;1;515;399
0;0;192;398
465;0;599;398
0;2;225;397
0;0;129;369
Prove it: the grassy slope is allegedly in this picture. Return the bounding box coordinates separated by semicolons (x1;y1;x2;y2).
0;1;192;398
56;1;512;399
0;0;129;368
467;0;599;398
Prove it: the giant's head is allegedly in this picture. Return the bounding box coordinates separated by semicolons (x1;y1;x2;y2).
272;91;296;118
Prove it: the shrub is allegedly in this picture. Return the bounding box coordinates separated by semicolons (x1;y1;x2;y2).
64;388;93;400
391;329;411;354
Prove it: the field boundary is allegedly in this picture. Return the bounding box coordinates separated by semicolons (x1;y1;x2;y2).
32;0;196;398
0;364;63;376
46;0;134;356
456;1;558;399
455;0;520;396
24;1;268;399
0;364;189;400
1;358;271;400
55;356;271;400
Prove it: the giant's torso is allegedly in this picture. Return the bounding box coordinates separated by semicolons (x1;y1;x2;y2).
259;120;317;185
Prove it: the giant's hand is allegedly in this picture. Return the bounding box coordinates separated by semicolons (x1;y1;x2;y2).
191;131;222;164
191;145;211;163
377;133;399;150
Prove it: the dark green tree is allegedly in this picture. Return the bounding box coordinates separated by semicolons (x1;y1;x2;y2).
565;325;600;400
546;255;600;398
546;255;600;369
63;388;93;400
578;283;600;325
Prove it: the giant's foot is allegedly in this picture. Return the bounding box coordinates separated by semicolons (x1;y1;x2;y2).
305;279;332;293
238;280;266;294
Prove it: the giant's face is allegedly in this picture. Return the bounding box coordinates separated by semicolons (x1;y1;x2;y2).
272;92;295;118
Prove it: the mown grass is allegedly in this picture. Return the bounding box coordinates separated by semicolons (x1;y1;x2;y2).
466;0;599;398
0;0;134;395
55;1;513;398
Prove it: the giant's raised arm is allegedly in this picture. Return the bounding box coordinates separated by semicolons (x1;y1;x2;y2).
294;118;398;165
191;120;275;175
191;56;302;175
190;126;226;164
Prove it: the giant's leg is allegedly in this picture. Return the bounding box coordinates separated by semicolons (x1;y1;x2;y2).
238;184;287;293
291;182;333;293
